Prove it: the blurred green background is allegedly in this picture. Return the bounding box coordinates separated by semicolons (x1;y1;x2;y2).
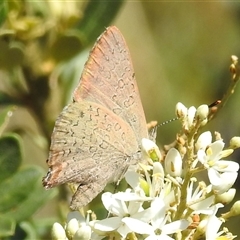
1;1;240;239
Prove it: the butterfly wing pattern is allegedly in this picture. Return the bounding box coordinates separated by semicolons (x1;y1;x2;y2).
42;26;148;210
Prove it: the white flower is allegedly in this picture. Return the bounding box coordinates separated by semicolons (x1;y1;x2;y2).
142;138;162;162
195;201;237;239
145;198;189;240
125;161;165;198
197;139;239;194
93;191;153;238
205;203;224;240
186;179;215;213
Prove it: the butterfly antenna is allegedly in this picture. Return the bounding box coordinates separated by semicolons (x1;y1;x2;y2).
158;117;179;127
147;118;179;142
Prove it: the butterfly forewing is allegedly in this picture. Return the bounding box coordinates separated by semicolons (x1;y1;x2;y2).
74;26;148;142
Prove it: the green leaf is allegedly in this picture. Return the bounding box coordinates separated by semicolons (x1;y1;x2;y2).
0;215;16;237
0;133;22;182
0;106;15;135
55;51;88;106
31;217;59;239
0;166;57;221
19;221;38;240
0;40;24;69
0;92;16;105
76;0;125;46
0;0;8;26
0;167;40;212
51;32;82;61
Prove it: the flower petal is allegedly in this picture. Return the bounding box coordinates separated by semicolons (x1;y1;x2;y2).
131;207;154;222
127;201;142;215
125;170;141;189
195;131;212;151
161;220;189;234
67;211;85;223
164;148;182;177
190;196;215;213
150;197;166;228
205;204;224;240
117;222;131;238
187;106;196;127
209;140;224;161
146;234;174;240
197;149;207;165
101;192;127;216
213;160;239;172
93;217;121;231
208;169;238;194
122;217;153;235
114;191;151;202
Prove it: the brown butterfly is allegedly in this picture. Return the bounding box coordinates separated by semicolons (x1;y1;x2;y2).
42;26;148;210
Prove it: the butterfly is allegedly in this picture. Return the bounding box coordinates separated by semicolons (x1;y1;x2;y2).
42;26;148;210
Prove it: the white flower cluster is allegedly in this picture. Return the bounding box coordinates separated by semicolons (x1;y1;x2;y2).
52;103;240;240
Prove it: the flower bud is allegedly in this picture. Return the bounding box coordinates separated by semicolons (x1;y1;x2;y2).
52;222;67;240
176;102;187;118
231;55;238;65
219;149;233;158
66;218;79;239
229;201;240;217
215;188;236;205
196;104;209;121
164;148;182;177
73;223;91;240
187;106;196;127
200;118;208;127
229;137;240;149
